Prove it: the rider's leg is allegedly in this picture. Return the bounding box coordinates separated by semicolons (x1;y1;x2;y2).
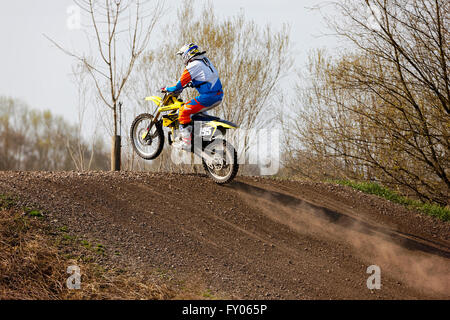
174;99;203;149
178;99;206;125
174;94;223;149
179;93;223;125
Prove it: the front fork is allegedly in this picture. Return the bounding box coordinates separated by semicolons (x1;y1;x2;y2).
142;111;160;140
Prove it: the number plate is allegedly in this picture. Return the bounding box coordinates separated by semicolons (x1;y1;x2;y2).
200;126;213;136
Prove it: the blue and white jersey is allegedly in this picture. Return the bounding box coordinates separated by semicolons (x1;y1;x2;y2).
167;55;223;95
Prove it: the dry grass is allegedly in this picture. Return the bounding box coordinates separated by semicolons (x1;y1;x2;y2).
0;211;65;299
0;207;178;300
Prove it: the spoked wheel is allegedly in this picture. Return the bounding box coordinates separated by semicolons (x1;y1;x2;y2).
130;113;164;160
202;138;239;184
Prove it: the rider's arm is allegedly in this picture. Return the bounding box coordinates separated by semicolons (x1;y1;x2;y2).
166;68;192;92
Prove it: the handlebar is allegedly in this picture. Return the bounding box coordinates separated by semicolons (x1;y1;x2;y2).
160;82;194;94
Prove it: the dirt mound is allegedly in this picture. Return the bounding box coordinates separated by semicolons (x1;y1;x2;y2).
0;171;449;299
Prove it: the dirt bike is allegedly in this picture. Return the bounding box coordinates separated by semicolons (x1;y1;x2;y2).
130;86;239;184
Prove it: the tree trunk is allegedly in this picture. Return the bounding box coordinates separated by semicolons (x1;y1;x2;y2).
111;135;121;171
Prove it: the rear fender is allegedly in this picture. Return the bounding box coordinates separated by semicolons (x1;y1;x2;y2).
198;121;236;142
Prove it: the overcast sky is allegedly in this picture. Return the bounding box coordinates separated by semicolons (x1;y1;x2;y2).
0;0;337;126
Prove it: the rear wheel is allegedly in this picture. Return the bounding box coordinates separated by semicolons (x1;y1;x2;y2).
130;113;164;160
202;138;239;184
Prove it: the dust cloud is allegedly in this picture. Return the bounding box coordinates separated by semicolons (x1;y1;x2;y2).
238;187;450;297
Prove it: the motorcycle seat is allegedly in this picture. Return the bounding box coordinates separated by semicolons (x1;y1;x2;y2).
191;112;221;122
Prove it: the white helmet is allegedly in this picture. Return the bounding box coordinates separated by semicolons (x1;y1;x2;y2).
176;43;205;65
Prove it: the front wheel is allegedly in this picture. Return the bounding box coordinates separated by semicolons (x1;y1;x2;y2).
130;113;164;160
202;139;239;184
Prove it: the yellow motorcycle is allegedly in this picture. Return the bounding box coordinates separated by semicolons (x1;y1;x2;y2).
130;87;239;184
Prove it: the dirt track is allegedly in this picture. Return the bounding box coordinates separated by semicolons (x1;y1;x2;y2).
0;171;449;299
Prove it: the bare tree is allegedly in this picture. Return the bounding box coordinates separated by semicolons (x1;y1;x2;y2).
285;0;449;205
65;63;96;171
46;0;163;171
0;97;110;171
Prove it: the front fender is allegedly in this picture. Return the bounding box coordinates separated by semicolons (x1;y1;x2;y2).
145;96;162;106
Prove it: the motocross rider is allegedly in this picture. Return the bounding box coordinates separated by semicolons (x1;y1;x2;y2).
163;43;224;149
